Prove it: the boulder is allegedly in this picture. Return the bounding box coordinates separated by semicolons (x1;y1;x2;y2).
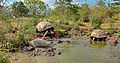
29;38;49;48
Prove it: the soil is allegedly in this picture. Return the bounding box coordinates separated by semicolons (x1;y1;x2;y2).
10;53;58;63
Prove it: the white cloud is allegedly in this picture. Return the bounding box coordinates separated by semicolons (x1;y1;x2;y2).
73;0;80;2
41;0;80;5
41;0;56;5
18;0;24;2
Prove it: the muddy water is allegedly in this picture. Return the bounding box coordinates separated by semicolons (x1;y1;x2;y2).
11;37;120;63
55;37;120;63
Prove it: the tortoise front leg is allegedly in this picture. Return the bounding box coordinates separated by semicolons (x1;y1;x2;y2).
43;30;48;37
93;38;95;41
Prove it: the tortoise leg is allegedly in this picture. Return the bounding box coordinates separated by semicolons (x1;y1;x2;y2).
36;28;39;33
50;29;54;34
93;38;95;41
97;38;99;41
43;30;48;37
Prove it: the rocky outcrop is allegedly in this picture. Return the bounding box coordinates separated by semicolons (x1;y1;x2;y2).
29;38;49;48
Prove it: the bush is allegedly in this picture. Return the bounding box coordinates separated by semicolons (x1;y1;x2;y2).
0;17;39;51
90;17;103;29
77;21;85;26
115;34;120;37
56;29;65;34
0;53;10;63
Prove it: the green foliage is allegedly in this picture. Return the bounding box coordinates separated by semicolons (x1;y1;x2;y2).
0;5;11;21
90;17;103;29
55;0;73;6
57;30;65;34
115;34;120;37
107;23;114;30
77;21;85;26
25;0;48;16
82;31;88;33
78;3;90;22
0;17;39;51
11;1;29;17
0;28;4;37
0;53;10;63
22;18;38;34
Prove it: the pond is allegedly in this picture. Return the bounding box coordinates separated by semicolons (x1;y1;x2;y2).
10;37;120;63
55;37;120;63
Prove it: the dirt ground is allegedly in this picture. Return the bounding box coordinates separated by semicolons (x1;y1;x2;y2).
10;53;59;63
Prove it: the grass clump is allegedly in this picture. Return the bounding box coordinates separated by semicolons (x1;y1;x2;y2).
115;34;120;37
56;29;65;34
0;52;10;63
0;17;39;52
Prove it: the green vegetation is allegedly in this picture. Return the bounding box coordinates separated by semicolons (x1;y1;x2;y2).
90;17;103;29
0;0;119;50
0;52;10;63
0;0;120;61
57;30;65;34
0;17;38;52
11;1;29;17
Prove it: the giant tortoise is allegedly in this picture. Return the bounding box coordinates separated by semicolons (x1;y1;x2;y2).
36;21;54;37
90;29;107;41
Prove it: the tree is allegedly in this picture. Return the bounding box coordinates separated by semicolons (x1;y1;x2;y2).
53;0;80;20
78;3;90;22
11;1;29;17
0;5;3;12
55;0;73;7
25;0;48;16
111;0;120;6
89;0;106;28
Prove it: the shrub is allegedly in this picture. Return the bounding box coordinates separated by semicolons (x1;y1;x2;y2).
115;34;120;37
90;17;103;29
56;29;65;34
0;53;10;63
77;21;85;26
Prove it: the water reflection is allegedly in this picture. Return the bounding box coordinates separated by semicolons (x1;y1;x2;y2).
55;38;120;63
104;45;120;62
90;41;106;48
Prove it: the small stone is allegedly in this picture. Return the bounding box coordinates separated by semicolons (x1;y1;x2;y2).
86;33;90;36
27;46;35;51
57;40;63;43
46;41;53;45
41;48;46;52
82;44;87;47
47;48;53;52
57;52;61;55
35;48;41;52
66;40;71;43
108;39;118;46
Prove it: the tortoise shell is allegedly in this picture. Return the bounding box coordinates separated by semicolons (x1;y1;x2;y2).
90;29;106;38
36;21;53;32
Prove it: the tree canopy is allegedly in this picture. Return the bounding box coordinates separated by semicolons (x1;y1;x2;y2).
11;1;29;17
25;0;48;16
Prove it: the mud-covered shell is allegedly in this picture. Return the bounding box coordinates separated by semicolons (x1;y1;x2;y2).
36;21;53;32
90;29;106;38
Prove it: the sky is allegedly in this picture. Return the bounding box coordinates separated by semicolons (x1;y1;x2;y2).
3;0;120;9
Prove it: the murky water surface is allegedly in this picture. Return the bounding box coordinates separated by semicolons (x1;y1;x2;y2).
11;37;120;63
55;37;120;63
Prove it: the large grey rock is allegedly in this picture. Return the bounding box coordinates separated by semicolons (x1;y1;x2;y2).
30;38;49;47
